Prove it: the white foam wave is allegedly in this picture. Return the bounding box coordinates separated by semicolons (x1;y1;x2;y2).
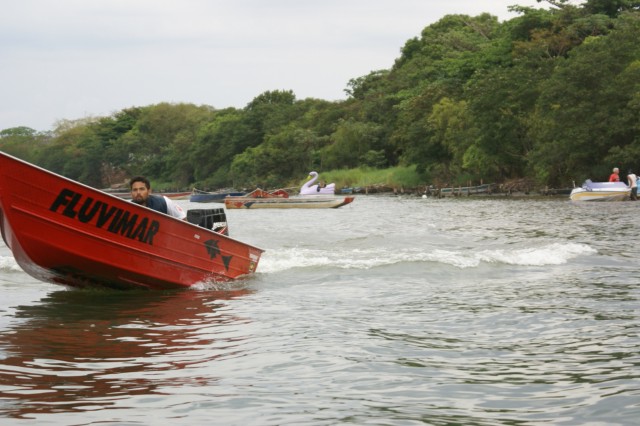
0;255;23;273
256;242;597;273
474;243;597;267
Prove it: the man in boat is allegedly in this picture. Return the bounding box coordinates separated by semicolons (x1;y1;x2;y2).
627;170;638;201
129;176;187;220
609;167;620;182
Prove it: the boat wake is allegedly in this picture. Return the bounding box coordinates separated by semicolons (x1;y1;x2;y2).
0;255;22;273
433;242;597;268
257;242;597;273
2;241;597;280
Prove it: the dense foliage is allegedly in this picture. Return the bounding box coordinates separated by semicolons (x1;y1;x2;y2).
2;1;640;190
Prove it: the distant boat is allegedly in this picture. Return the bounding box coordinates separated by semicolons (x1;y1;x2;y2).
190;188;246;203
339;187;364;194
300;171;336;195
163;191;192;200
225;188;354;209
0;151;264;290
569;180;631;201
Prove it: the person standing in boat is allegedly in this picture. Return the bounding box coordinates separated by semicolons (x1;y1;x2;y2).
627;170;638;201
129;176;187;220
609;167;620;182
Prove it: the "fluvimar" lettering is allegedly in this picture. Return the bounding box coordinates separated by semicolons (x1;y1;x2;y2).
49;188;160;245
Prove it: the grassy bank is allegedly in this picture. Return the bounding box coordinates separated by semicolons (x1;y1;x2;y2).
293;166;424;191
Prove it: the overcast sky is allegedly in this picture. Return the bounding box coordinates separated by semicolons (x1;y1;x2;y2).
1;0;553;131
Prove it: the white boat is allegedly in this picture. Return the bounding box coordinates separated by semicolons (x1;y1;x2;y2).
569;180;631;201
300;171;336;195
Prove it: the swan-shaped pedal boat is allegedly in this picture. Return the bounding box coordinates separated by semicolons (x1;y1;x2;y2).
300;171;336;195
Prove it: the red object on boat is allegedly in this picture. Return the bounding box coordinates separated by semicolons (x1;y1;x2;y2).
0;151;264;290
241;188;290;198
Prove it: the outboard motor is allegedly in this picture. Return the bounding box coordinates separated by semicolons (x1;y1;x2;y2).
186;208;228;235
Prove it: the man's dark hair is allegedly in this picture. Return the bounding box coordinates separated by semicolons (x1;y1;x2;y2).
130;176;151;190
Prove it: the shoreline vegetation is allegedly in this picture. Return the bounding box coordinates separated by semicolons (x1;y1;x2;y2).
138;167;575;199
4;5;640;195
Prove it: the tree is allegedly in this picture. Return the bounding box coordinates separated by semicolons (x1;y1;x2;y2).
584;0;640;17
90;108;142;186
190;108;251;187
0;127;47;162
244;90;297;141
230;125;321;187
426;98;477;178
322;119;383;170
126;103;215;184
529;11;640;185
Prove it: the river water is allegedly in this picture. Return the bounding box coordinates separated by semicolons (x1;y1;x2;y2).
0;196;638;425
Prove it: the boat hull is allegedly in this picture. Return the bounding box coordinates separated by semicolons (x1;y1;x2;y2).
225;196;355;209
0;152;263;290
569;190;630;201
570;181;630;202
163;191;192;200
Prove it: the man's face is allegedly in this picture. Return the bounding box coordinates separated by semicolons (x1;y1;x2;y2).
131;181;150;204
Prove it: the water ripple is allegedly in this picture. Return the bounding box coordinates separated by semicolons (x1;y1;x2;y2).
1;197;639;425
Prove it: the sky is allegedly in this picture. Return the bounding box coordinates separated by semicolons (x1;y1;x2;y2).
1;0;553;132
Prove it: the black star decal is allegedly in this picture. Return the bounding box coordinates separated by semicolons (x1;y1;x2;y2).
222;255;232;270
204;239;221;259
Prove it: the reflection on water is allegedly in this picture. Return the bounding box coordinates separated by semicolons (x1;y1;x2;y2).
0;287;253;418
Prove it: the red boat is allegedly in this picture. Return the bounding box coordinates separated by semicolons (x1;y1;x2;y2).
0;151;264;290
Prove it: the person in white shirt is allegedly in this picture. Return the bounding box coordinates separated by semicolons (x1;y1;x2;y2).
627;170;637;201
